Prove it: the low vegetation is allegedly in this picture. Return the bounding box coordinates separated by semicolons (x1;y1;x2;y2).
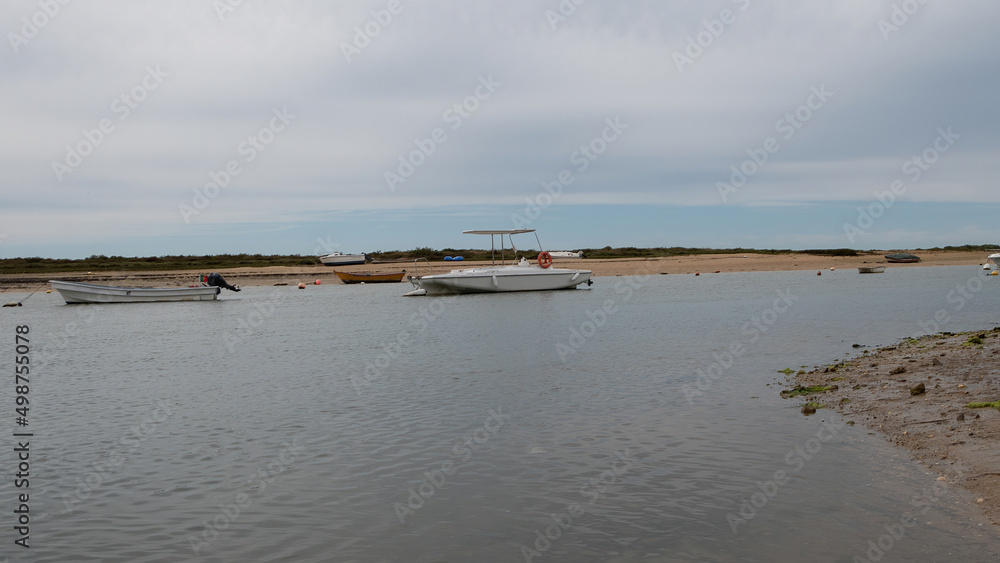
0;254;318;275
1;243;996;275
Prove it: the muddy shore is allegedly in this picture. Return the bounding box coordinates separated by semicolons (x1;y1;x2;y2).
785;329;1000;525
0;250;989;293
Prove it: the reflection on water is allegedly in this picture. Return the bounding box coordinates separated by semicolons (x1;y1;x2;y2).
2;266;998;561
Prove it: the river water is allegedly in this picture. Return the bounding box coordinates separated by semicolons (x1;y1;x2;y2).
1;265;998;562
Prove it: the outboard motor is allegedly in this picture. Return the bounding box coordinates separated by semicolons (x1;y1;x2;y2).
205;272;241;292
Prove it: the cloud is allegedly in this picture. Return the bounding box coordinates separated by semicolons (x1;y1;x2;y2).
2;0;999;257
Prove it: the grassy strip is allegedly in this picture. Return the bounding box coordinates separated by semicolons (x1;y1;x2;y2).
967;401;1000;410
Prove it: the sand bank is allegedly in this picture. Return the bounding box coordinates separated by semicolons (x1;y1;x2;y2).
0;250;990;294
786;329;1000;525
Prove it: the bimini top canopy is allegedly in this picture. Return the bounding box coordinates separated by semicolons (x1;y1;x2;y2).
463;229;535;235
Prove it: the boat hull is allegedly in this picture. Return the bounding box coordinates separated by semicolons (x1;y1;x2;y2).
884;253;920;263
858;267;885;274
412;266;592;294
319;253;366;266
335;271;405;284
50;281;220;304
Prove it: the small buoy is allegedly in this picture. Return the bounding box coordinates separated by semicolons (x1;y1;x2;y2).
714;270;720;274
297;282;306;289
315;279;321;285
830;267;835;271
992;271;999;276
46;289;51;293
695;272;700;276
817;271;822;276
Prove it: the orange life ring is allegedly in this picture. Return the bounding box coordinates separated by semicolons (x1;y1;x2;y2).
538;251;553;269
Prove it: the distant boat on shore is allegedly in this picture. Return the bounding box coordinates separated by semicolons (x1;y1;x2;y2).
334;271;406;284
319;252;367;266
549;251;584;259
884;253;920;263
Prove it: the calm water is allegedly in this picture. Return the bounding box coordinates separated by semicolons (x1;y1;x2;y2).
2;266;999;562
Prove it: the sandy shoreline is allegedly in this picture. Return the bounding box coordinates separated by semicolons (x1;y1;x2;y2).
0;250;990;294
786;329;1000;526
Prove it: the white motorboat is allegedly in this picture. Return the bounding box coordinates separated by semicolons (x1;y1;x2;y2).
50;280;221;304
549;251;584;259
983;252;1000;271
404;229;592;296
319;252;367;266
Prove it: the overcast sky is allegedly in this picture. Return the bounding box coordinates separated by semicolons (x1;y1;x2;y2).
2;0;998;259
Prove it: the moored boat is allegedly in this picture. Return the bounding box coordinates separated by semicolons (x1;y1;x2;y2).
549;251;584;259
884;253;920;263
984;252;1000;271
334;271;406;284
858;266;885;274
319;252;367;266
50;280;221;304
405;229;592;296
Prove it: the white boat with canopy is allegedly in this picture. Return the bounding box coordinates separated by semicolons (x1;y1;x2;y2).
404;229;592;296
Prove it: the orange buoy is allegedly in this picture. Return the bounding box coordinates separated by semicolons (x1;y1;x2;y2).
695;272;700;276
298;282;306;289
817;271;822;276
315;279;322;285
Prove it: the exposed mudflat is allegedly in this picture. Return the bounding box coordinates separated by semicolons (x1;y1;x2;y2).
787;328;1000;525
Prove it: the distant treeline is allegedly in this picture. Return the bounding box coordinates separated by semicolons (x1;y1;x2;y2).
0;254;318;275
1;244;995;275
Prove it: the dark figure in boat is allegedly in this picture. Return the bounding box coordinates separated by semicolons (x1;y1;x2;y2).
204;273;241;291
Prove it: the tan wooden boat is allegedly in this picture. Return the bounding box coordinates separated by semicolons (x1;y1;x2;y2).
334;271;406;284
